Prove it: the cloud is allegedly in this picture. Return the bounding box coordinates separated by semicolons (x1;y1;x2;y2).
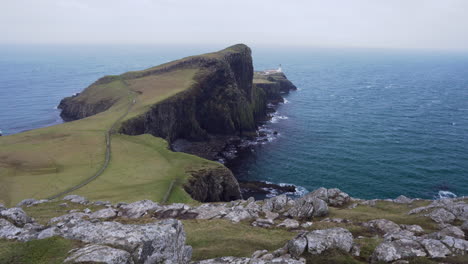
1;0;467;50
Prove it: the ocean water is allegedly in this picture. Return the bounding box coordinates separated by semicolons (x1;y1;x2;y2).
1;45;467;199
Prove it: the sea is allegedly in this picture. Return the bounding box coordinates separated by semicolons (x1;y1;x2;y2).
1;45;467;200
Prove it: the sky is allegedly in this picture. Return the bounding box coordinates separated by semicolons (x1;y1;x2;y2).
1;0;468;50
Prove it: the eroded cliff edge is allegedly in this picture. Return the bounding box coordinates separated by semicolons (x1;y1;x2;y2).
57;44;297;203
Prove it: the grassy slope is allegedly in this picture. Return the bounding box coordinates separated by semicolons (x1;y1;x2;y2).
0;65;217;206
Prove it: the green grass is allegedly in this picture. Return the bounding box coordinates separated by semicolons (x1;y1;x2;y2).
183;219;295;261
0;62;213;206
0;237;82;264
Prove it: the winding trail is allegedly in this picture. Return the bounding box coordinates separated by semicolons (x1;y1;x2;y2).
47;93;137;200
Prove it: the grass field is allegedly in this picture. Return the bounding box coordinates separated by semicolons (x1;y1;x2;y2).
0;62;215;206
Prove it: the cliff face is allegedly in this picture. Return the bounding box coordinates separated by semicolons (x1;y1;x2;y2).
56;44;297;203
119;45;266;142
184;166;242;202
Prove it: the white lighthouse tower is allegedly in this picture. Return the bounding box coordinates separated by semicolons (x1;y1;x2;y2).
277;64;282;73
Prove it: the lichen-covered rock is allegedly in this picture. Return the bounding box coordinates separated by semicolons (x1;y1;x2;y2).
308;188;350;207
262;194;289;213
0;218;23;240
37;227;60;240
224;209;257;223
251;218;274;228
193;256;305;264
461;221;468;233
16;198;38;207
420;239;451;258
427;208;456;223
48;212;88;226
393;195;413;204
287;196;328;219
287;234;308;258
277;219;299;229
400;224;424;235
440;236;468;255
0;207;34;227
63;195;89;205
306;227;354;254
59;219;191;264
364;219;401;234
117;200;159;219
64;244;134;264
371;239;426;263
89;208;117;220
429;225;465;239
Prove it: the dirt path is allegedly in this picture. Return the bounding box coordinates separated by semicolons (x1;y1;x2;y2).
47;93;137;200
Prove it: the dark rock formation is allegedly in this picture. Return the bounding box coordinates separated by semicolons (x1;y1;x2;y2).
184;166;242;202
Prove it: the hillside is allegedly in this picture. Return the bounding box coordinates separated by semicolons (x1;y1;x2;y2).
0;44;296;207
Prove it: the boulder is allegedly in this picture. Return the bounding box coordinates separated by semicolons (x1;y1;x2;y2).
371;239;426;263
363;219;401;234
63;195;88;205
262;194;289;213
305;227;354;254
89;208;117;220
400;224;424;235
251;218;274;228
0;207;34;227
420;239;451;258
48;212;88;226
264;211;279;220
327;188;351;206
118;200;159;219
193;256;305;264
287;234;307;258
430;225;465;239
427;208;456;223
440;236;468;255
224;209;257;223
0;218;23;240
64;244;134;264
393;195;413;204
153;203;197;219
59;219;191;263
37;227;60;239
287;197;328;219
193;204;229;220
16;198;38;207
461;221;468;233
277;219;300;229
301;222;313;228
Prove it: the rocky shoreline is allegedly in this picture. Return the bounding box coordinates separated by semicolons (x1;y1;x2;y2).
1;188;467;263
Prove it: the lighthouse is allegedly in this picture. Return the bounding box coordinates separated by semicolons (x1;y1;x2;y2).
278;64;282;73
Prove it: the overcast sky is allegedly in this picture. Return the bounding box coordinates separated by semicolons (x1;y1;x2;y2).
1;0;468;50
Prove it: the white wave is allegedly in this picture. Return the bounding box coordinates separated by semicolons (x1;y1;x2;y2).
282;98;290;104
263;181;309;198
270;112;289;123
53;106;58;110
435;190;457;199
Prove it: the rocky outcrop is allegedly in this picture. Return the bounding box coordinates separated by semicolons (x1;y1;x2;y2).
64;244;134;264
184;166;242;202
58;94;115;121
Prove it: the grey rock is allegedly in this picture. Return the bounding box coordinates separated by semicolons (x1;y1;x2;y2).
252;218;274;228
15;222;44;241
301;222;313;228
16;198;38;207
306;227;354;254
287;234;307;258
264;211;279;220
394;195;413;204
83;208;91;214
193;256;305;264
251;249;268;259
224;209;257;223
311;198;328;217
461;221;468;233
262;194;289;213
59;219;191;263
0;203;5;211
427;208;456;223
371;239;426;263
89;208;117;220
287;198;315;219
420;239;451;258
0;207;34;227
440;235;468;255
327;188;351;206
351;244;361;257
64;244;134;264
117;200;159;219
363;219;401;234
63;195;88;205
48;212;88;226
193;204;229;220
37;227;60;239
383;230;416;241
0;218;23;240
94;200;112;206
277;219;300;229
430;225;465;239
400;224;424;235
308;187;328;201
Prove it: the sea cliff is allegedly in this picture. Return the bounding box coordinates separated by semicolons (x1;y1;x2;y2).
57;44;296;203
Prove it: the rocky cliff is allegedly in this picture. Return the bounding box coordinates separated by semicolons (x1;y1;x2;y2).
57;44;297;203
